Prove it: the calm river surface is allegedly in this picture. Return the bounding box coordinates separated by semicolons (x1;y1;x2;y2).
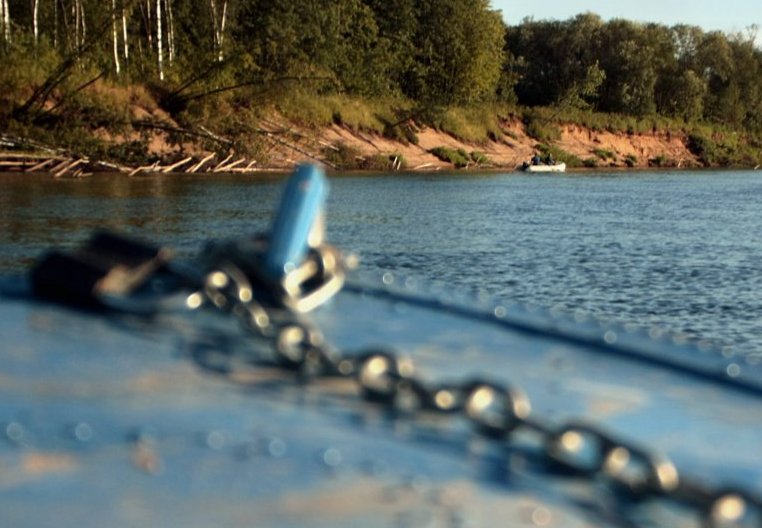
1;170;761;357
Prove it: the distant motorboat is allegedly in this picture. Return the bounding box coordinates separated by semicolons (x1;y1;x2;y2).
522;161;567;173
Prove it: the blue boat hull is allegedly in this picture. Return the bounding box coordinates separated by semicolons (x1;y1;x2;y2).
2;266;761;527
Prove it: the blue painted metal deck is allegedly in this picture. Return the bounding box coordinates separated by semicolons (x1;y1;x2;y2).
1;266;761;527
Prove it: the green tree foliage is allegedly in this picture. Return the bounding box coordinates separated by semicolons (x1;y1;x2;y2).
1;0;508;106
698;32;740;124
2;1;762;137
505;15;762;128
602;39;656;115
362;0;417;97
407;0;505;105
508;13;605;107
234;0;507;102
235;0;387;95
656;69;706;121
725;34;762;129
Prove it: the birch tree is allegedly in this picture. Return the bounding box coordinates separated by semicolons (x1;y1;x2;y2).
143;0;152;48
112;0;121;73
1;0;10;43
164;0;174;64
218;0;227;61
121;2;129;62
32;0;39;45
209;0;228;61
156;0;163;79
74;0;86;49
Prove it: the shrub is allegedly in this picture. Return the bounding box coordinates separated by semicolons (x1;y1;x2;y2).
430;146;471;168
382;120;419;145
361;153;407;171
592;148;616;160
523;109;561;142
324;142;363;170
277;91;400;133
687;133;720;166
435;105;504;143
469;151;491;165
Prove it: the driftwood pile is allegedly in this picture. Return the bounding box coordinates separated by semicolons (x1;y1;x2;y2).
0;110;419;176
0;122;341;177
124;153;264;176
0;151;272;177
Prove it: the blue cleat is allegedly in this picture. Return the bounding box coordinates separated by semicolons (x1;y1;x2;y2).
263;164;328;280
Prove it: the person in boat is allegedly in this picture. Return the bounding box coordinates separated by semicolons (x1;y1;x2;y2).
546;153;554;165
531;153;542;165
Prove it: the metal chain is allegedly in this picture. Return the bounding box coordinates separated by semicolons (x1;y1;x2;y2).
197;249;762;528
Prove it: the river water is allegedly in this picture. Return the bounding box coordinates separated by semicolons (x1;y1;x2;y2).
1;170;761;357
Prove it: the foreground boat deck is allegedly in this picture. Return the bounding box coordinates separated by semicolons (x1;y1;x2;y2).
1;268;760;527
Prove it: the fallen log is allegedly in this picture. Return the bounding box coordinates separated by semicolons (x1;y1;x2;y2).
189;153;215;173
49;158;74;175
129;161;159;176
161;156;193;173
0;153;69;173
212;154;234;172
53;159;85;178
214;158;246;173
92;160;132;173
27;158;59;172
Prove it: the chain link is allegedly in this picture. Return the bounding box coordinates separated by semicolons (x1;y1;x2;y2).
196;251;762;528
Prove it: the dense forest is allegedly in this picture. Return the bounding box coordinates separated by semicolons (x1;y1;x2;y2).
1;0;761;167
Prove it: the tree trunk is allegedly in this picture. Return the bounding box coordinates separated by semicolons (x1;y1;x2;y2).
156;0;163;80
209;0;219;58
80;0;86;43
218;0;227;61
209;0;227;61
1;0;10;43
122;4;129;61
73;0;87;49
165;0;174;64
32;0;39;45
74;0;80;48
143;0;152;48
112;0;121;73
53;0;58;48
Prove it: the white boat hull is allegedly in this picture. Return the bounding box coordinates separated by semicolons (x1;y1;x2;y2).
524;162;566;173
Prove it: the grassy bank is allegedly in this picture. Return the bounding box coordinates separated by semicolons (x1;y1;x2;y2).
2;75;762;172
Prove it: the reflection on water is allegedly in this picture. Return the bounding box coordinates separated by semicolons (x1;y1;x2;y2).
0;172;285;270
2;170;761;356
